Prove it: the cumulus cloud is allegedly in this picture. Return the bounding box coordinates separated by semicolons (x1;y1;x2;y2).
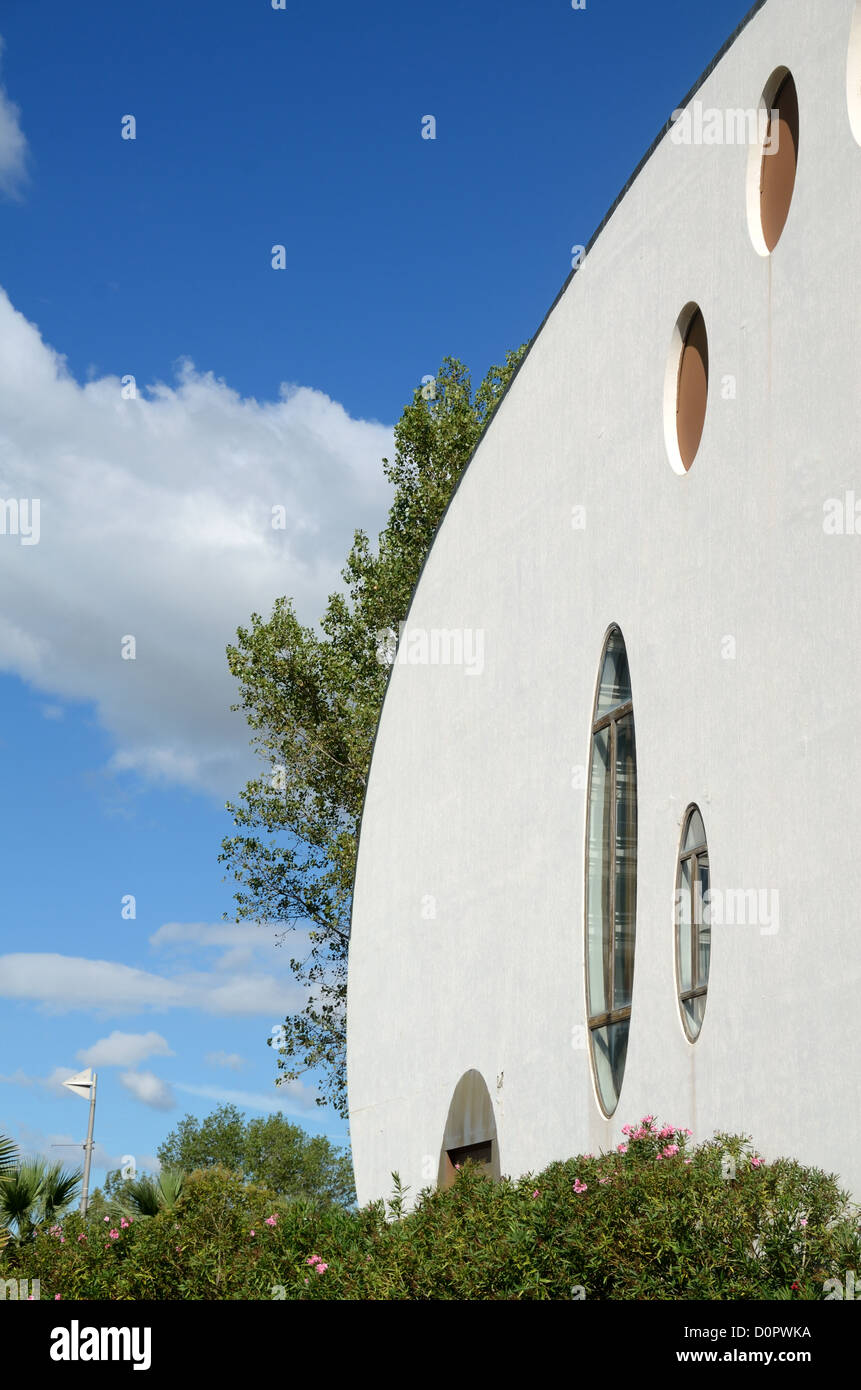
119;1070;175;1110
0;288;394;797
77;1030;175;1068
0;951;303;1018
0;39;28;199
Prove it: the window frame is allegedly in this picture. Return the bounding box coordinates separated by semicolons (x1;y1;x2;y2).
675;804;710;1041
583;625;638;1116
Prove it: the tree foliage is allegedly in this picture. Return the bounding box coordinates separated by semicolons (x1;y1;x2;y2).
155;1104;355;1207
220;348;528;1114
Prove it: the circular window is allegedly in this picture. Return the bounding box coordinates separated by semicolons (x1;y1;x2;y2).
663;303;709;474
847;5;861;145
746;68;799;255
675;805;711;1041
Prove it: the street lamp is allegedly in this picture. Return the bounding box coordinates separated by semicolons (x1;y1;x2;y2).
61;1069;98;1217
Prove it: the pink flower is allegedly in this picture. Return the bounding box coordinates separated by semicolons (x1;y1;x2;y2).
621;1125;631;1136
641;1115;654;1125
306;1254;321;1266
573;1178;588;1194
315;1262;328;1275
750;1156;764;1168
532;1189;540;1198
684;1159;692;1166
599;1177;611;1185
104;1216;110;1223
656;1153;664;1160
684;1128;693;1136
77;1234;87;1242
663;1144;679;1157
109;1229;119;1240
49;1225;62;1237
617;1143;628;1154
265;1214;278;1227
304;1277;309;1285
120;1219;130;1229
799;1217;808;1228
54;1294;61;1300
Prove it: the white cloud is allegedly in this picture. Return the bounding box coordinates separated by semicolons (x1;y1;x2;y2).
175;1079;318;1117
0;288;394;797
0;39;28;200
119;1070;175;1111
77;1030;175;1068
40;703;64;720
0;951;303;1018
0;1065;85;1098
205;1051;245;1071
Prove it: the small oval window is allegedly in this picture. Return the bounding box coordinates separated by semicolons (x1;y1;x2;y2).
675;805;711;1041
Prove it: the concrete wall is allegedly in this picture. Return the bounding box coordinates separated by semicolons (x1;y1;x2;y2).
347;0;861;1206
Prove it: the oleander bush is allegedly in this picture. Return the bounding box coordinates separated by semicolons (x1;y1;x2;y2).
3;1119;859;1300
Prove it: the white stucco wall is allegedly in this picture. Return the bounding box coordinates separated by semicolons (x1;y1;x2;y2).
347;0;861;1206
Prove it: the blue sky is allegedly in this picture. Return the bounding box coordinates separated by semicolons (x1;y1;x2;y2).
0;0;756;1191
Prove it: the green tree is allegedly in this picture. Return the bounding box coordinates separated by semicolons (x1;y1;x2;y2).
113;1170;186;1220
156;1104;355;1207
0;1157;82;1249
220;348;529;1115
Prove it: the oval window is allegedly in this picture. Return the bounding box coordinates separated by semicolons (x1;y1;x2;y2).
585;626;637;1115
664;303;709;474
675;805;711;1041
747;68;799;254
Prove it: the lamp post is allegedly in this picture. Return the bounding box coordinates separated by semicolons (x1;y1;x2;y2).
62;1069;98;1217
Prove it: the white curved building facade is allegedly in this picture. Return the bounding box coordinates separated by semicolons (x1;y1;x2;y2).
347;0;861;1206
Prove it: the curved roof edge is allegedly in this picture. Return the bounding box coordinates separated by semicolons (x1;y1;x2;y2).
346;0;769;964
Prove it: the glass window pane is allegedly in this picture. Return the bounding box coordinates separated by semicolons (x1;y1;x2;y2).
697;855;711;989
596;629;632;716
678;857;693;993
683;995;706;1035
684;808;706;851
587;726;610;1016
613;713;637;1010
591;1020;629;1115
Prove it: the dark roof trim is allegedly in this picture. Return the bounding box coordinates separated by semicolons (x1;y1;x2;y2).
346;0;770;969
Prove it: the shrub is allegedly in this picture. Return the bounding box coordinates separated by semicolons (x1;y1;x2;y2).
2;1122;858;1300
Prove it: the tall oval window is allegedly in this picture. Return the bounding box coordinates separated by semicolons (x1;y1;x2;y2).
675;805;711;1041
747;68;799;255
664;303;709;474
585;626;637;1116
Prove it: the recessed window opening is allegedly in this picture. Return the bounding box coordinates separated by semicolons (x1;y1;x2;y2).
847;4;861;145
438;1070;499;1191
664;303;709;474
747;67;799;254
